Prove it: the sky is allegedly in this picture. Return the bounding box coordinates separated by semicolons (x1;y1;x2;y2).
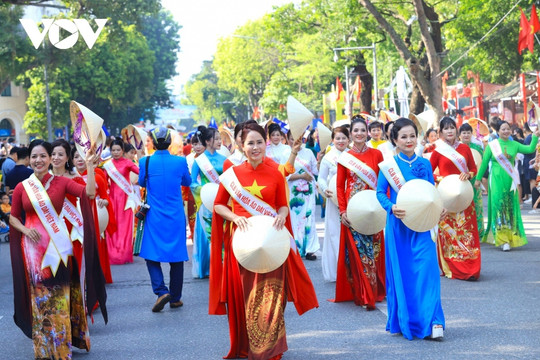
162;0;294;97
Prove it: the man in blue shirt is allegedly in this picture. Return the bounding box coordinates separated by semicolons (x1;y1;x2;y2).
5;147;33;195
138;127;192;312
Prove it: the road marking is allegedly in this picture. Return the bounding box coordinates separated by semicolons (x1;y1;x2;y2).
0;316;3;321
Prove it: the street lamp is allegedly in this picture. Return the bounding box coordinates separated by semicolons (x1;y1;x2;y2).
332;44;378;115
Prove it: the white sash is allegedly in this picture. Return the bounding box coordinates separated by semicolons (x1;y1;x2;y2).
337;151;378;190
489;140;520;191
228;152;245;166
379;156;407;193
377;141;396;160
434;139;468;174
103;160;140;210
61;199;84;243
321;149;340;168
23;174;73;276
196;153;221;184
220;169;277;217
220;168;296;250
294;154;315;179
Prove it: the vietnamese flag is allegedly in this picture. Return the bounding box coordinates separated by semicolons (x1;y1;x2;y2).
528;5;540;52
518;8;530;54
336;77;344;101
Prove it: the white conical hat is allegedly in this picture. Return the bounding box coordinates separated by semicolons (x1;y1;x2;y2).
70;101;104;160
97;205;109;235
379;110;400;123
328;174;338;206
409;109;435;136
232;215;291;273
201;183;219;211
471;148;482;170
317;122;332;151
346;190;386;235
332;119;351;128
122;125;148;152
396;179;443;232
437;174;474;213
216;145;231;158
287;96;313;141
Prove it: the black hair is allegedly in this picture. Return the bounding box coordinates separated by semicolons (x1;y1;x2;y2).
439;116;457;132
241;123;267;144
51;139;74;172
514;127;524;138
307;129;316;147
489;116;502;132
332;126;350;140
351;117;368;132
234;122;244;139
384;121;394;134
155;142;169;151
459;123;473;134
16;147;29;159
368;121;384;131
390;118;417;146
267;123;282;137
194;125;219;148
124;143;135;153
426;128;437;139
524;122;532;133
497;120;510;133
9;146;19;155
110;139;125;152
28;139;53;156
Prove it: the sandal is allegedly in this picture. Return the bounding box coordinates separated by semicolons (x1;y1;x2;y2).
430;324;444;339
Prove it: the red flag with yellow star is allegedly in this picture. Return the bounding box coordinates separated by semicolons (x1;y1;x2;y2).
518;8;530;54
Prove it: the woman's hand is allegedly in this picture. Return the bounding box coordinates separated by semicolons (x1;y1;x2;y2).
24;227;41;242
341;212;351;227
302;172;313;181
324;189;333;199
97;199;108;208
474;179;481;189
459;172;471;181
292;138;302;154
273;214;286;230
85;146;99;169
392;205;406;219
0;221;6;229
440;208;448;220
233;215;250;232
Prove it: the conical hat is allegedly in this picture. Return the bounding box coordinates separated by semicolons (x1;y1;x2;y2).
466;118;489;137
232;215;291;273
216;145;231;158
332;119;351;128
287;96;313;141
527;102;540;126
97;205;109;235
201;183;219;211
220;127;234;149
122;125;147;152
317;122;332;151
346;190;386;235
327;174;338;206
396;179;443;232
379;110;400;123
74;128;106;160
409;109;435;136
70;101;104;159
437;174;474;213
471;148;482;170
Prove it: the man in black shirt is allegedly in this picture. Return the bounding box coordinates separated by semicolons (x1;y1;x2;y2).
5;147;33;195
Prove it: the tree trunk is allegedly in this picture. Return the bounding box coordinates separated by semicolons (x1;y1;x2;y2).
409;85;426;115
352;63;373;114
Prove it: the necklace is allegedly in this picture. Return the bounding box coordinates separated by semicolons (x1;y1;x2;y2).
397;152;418;167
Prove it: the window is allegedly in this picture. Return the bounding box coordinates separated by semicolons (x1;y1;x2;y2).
1;84;11;97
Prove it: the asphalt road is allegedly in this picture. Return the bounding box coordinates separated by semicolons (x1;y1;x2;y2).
1;200;540;359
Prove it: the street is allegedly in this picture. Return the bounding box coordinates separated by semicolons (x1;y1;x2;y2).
1;202;540;360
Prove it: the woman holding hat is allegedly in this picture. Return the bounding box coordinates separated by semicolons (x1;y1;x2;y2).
376;118;445;340
334;118;385;309
318;126;349;282
9;140;107;358
475;120;539;251
285;130;319;260
430;117;481;280
459;123;485;238
73;148;116;283
210;122;318;360
190;125;227;278
104;139;140;264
